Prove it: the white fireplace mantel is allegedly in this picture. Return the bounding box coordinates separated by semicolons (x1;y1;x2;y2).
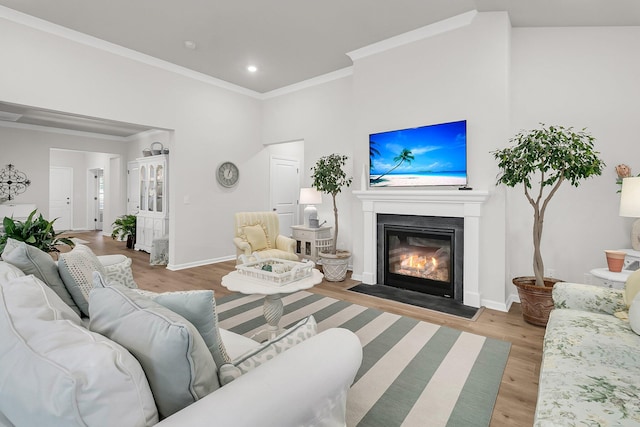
353;189;490;308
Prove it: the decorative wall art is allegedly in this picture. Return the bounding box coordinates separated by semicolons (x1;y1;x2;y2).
0;164;31;201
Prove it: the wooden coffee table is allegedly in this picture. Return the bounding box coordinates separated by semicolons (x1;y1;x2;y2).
221;269;323;341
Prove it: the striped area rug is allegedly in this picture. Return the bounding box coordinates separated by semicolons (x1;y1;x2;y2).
216;291;511;427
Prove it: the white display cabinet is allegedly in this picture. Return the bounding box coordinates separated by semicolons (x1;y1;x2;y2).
135;155;168;252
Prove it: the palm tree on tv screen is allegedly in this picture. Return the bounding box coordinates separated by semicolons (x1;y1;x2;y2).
372;148;414;182
369;140;380;171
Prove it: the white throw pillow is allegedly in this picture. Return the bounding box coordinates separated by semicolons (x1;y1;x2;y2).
0;275;158;426
89;282;219;419
218;315;317;385
58;244;107;316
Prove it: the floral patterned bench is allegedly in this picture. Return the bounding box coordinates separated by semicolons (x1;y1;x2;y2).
535;282;640;426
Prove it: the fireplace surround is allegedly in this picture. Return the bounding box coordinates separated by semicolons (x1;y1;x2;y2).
354;189;489;308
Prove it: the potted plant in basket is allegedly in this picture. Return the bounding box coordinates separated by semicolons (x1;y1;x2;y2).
492;124;605;326
111;214;137;249
311;154;353;281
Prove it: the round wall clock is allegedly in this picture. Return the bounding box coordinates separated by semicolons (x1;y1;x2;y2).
216;161;240;188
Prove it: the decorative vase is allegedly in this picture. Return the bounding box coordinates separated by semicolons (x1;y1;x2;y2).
605;250;626;272
512;276;562;327
318;250;351;282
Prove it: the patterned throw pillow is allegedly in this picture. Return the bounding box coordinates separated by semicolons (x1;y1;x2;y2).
58;245;107;317
103;257;138;289
218;315;317;385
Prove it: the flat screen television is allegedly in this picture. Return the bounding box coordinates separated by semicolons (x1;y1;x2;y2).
369;120;467;187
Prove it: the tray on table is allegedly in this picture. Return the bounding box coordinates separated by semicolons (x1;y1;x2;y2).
236;256;315;285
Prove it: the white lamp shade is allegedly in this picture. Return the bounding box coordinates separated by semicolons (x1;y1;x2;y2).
620;177;640;217
299;188;322;205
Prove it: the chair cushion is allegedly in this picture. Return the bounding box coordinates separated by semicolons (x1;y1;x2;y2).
89;282;219;419
241;224;269;251
103;256;138;289
218;315;317;385
0;275;158;426
1;238;81;316
624;269;640;308
58;244;107;316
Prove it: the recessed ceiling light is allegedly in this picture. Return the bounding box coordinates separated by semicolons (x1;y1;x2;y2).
247;65;258;73
184;40;197;50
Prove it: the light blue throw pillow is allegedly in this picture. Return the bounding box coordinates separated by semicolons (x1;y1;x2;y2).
88;281;219;419
1;238;81;316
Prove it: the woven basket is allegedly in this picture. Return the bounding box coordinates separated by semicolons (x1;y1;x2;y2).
151;141;164;155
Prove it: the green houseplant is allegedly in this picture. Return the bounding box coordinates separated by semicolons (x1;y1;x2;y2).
111;214;137;249
311;154;353;281
493;124;605;325
0;209;75;255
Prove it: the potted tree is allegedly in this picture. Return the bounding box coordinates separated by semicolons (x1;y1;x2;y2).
311;154;353;281
111;214;137;249
493;124;605;326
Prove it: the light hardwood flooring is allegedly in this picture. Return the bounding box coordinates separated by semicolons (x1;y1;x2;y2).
66;231;543;427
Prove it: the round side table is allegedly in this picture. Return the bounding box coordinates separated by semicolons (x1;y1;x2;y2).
590;268;631;290
221;269;323;341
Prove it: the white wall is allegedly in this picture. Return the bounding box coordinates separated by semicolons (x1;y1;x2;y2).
510;27;640;285
0;15;265;268
263;77;355;248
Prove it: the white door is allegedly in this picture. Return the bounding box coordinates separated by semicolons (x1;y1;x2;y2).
49;166;73;231
270;156;300;237
127;161;140;214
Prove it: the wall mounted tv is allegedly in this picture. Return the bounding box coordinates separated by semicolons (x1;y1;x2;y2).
369;120;467;187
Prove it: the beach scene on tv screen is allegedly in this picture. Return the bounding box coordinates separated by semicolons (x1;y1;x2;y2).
369;120;467;187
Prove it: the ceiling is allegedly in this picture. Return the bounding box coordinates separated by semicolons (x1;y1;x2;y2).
0;0;639;136
1;0;639;94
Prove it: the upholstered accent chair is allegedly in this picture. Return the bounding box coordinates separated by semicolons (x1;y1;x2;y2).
233;212;298;263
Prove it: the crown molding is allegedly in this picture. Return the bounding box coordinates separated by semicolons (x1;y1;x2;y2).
347;10;478;61
0;6;262;99
260;67;353;100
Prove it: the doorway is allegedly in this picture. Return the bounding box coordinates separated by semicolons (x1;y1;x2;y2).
49;166;73;231
269;156;300;237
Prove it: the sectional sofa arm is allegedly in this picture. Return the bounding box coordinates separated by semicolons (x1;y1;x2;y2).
157;328;363;427
552;282;626;315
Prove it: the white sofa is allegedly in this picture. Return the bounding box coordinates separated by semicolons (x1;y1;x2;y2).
0;245;362;427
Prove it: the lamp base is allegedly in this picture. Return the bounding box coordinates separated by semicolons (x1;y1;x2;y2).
632;218;640;251
303;205;318;228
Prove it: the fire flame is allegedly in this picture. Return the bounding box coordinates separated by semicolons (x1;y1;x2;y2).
401;255;437;271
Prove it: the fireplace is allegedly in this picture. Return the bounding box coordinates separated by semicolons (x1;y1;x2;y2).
377;214;464;302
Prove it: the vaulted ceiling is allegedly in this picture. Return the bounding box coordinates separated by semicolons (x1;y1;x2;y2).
1;0;639;137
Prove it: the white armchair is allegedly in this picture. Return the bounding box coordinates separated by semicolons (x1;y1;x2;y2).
233;212;298;263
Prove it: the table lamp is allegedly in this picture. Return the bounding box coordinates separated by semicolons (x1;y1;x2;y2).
619;176;640;250
299;187;322;227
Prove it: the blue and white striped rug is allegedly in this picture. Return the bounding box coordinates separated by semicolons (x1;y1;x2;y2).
216;291;511;427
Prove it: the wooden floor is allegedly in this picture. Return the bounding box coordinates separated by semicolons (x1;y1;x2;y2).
68;231;543;427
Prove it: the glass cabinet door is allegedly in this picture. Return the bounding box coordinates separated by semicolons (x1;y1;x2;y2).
148;165;155;211
139;166;147;211
156;165;163;212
